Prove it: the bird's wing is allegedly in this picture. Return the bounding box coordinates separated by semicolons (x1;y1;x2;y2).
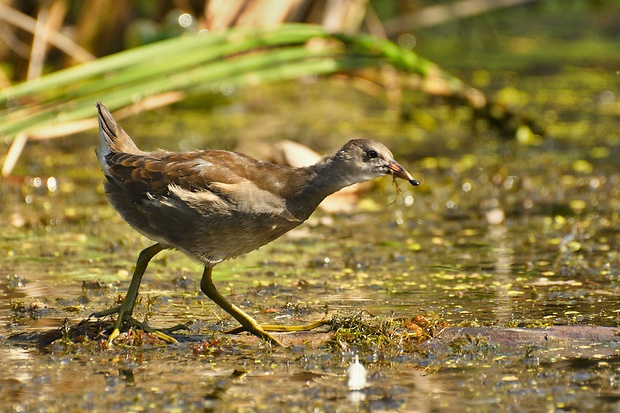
104;149;293;206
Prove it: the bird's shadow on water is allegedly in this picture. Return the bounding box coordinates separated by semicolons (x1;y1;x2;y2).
6;315;337;352
7;319;206;351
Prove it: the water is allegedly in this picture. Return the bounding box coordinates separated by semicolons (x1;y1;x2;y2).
2;5;620;412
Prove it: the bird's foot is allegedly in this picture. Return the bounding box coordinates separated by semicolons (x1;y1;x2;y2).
124;317;179;344
90;304;123;319
223;321;283;346
90;306;180;344
90;303;131;342
261;319;330;332
226;319;330;345
109;316;179;344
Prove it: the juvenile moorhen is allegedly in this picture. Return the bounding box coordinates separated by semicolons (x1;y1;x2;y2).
93;102;419;346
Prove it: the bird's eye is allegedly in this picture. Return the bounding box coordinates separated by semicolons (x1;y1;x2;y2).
366;149;378;158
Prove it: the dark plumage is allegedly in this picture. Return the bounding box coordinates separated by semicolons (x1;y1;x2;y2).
94;102;419;346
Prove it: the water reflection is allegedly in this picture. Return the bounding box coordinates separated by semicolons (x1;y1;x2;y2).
2;22;620;409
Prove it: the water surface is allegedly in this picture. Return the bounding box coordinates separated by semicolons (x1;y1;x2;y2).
2;5;620;412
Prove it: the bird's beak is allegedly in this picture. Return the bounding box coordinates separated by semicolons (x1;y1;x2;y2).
388;160;420;186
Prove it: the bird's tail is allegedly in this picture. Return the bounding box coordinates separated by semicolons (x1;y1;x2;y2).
96;102;142;171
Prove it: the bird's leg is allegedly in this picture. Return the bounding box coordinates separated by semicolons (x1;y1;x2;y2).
200;266;284;346
200;267;330;346
227;319;330;334
91;243;173;343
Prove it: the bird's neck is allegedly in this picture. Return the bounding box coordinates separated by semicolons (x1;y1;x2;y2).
286;155;356;219
307;155;359;195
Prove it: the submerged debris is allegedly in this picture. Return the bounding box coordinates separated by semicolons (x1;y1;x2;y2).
448;333;493;356
328;310;449;354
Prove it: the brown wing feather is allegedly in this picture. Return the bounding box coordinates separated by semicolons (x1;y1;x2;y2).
104;149;296;203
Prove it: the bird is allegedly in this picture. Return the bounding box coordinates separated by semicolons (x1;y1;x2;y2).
93;102;419;346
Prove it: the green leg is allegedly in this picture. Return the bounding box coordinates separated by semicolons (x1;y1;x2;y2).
200;266;284;346
92;243;167;342
227;319;330;334
200;267;330;346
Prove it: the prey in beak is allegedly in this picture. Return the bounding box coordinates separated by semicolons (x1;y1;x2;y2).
388;159;420;186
